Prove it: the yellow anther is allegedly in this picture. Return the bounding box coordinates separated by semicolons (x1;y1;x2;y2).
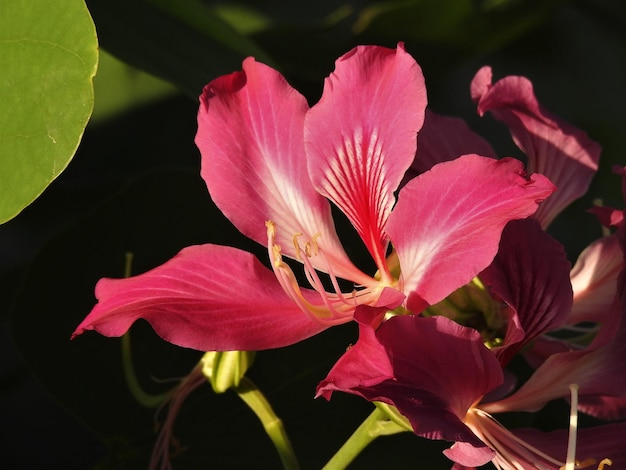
560;458;612;470
272;245;283;266
293;232;321;259
292;232;303;260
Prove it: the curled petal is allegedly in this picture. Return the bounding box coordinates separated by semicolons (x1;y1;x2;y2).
569;233;622;324
305;43;427;275
196;58;365;283
513;422;626;469
482;297;626;414
407;110;496;177
471;66;601;229
578;395;626;421
388;155;555;314
73;245;328;351
317;315;502;461
481;219;572;365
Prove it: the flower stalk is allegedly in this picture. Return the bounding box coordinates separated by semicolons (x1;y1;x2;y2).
322;407;408;469
233;377;300;470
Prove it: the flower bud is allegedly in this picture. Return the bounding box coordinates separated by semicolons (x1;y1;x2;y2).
201;350;256;394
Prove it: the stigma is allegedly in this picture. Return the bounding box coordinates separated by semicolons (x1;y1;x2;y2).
265;220;387;325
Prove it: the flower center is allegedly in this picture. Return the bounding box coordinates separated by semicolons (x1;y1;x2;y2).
423;277;507;347
266;220;386;325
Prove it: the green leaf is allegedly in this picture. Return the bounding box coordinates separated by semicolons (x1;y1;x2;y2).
0;0;98;224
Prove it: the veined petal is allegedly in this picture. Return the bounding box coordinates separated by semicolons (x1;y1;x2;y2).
569;233;621;325
196;58;366;283
471;66;602;229
482;298;626;414
407;110;496;177
317;315;502;461
481;219;573;365
578;395;626;421
305;44;427;275
388;155;555;314
514;423;626;469
72;245;328;351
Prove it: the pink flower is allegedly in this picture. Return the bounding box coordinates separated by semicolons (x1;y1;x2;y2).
406;67;602;231
470;66;602;229
72;44;554;352
318;169;626;469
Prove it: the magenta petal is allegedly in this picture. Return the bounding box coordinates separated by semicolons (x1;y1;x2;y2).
305;44;427;271
569;233;622;324
483;303;626;414
388;155;555;313
318;315;502;457
471;66;602;228
445;442;496;468
513;422;626;469
409;110;496;176
481;219;573;365
73;244;328;351
196;58;364;283
578;395;626;421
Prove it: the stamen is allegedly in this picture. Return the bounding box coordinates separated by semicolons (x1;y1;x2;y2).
266;220;380;325
565;384;579;470
467;409;565;469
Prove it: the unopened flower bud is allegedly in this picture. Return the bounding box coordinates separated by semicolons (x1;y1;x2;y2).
201;350;256;394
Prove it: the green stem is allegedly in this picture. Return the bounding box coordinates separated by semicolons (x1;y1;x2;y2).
121;332;168;408
233;377;300;470
322;407;407;470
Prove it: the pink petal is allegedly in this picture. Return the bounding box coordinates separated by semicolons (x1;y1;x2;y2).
578;395;626;421
471;66;602;229
315;309;394;400
73;244;328;351
588;205;624;228
196;58;366;283
521;335;573;369
318;315;502;459
388;155;555;314
445;442;496;468
482;298;626;414
481;219;572;365
407;110;496;177
514;422;626;469
569;233;621;325
305;44;427;273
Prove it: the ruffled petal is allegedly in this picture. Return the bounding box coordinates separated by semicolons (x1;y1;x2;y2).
73;244;328;351
471;66;601;229
317;315;502;460
196;58;366;283
305;43;427;274
388;155;555;314
569;233;622;324
482;298;626;414
578;394;626;421
481;219;573;365
407;110;496;177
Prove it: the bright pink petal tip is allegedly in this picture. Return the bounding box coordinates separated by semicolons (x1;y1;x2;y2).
388;154;556;313
72;245;328;351
305;43;427;272
196;57;360;281
471;66;601;228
